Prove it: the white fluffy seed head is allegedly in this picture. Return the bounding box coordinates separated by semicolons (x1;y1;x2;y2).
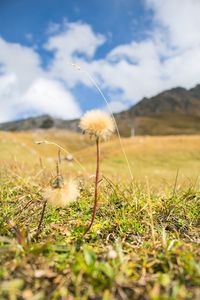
43;179;79;208
79;109;115;140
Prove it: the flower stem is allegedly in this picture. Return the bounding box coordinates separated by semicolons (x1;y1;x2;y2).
36;200;47;240
84;137;100;235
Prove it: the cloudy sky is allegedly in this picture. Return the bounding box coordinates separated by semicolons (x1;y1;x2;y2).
0;0;200;122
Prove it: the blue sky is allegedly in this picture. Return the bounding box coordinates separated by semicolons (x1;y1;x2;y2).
0;0;200;122
0;0;152;48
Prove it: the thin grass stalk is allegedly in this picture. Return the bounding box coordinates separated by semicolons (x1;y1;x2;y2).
84;137;100;235
58;149;61;164
35;199;47;240
70;63;133;181
35;140;89;176
172;169;179;197
39;157;43;169
146;177;156;248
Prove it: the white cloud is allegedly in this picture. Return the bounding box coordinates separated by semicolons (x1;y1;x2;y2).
0;73;19;122
90;0;200;102
94;40;163;100
45;21;106;87
0;37;42;90
46;21;62;35
22;78;81;119
0;36;82;122
105;100;128;113
1;3;200;123
42;3;200;110
146;0;200;49
46;21;105;58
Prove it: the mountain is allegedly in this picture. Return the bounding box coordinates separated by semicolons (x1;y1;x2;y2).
0;114;80;132
115;84;200;136
1;84;200;136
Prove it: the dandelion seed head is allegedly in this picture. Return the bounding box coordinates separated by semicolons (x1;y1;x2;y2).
79;109;115;140
43;179;79;208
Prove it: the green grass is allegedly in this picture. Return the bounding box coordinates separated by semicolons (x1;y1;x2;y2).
0;132;200;299
0;167;200;299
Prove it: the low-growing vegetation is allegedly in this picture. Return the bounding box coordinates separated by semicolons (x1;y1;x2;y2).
0;129;200;299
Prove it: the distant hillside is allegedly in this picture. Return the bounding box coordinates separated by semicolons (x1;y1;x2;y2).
115;84;200;136
1;84;200;136
0;115;80;132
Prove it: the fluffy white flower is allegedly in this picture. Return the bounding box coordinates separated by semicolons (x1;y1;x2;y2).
79;109;115;140
43;179;79;208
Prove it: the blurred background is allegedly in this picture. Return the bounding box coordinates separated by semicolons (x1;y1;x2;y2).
1;0;200;183
0;0;200;124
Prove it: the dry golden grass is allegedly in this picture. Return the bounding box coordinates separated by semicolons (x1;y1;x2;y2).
1;130;200;185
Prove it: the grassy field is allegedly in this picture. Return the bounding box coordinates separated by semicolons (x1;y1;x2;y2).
0;130;200;299
1;130;200;182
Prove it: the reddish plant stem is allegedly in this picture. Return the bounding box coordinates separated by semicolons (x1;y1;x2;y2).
84;137;100;235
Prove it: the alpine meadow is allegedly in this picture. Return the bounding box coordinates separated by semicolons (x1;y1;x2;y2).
0;1;200;300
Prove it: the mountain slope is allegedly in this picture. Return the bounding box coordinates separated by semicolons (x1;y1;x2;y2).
0;115;80;132
115;84;200;136
130;85;200;116
1;84;200;136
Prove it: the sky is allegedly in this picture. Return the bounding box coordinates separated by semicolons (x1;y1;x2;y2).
0;0;200;122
